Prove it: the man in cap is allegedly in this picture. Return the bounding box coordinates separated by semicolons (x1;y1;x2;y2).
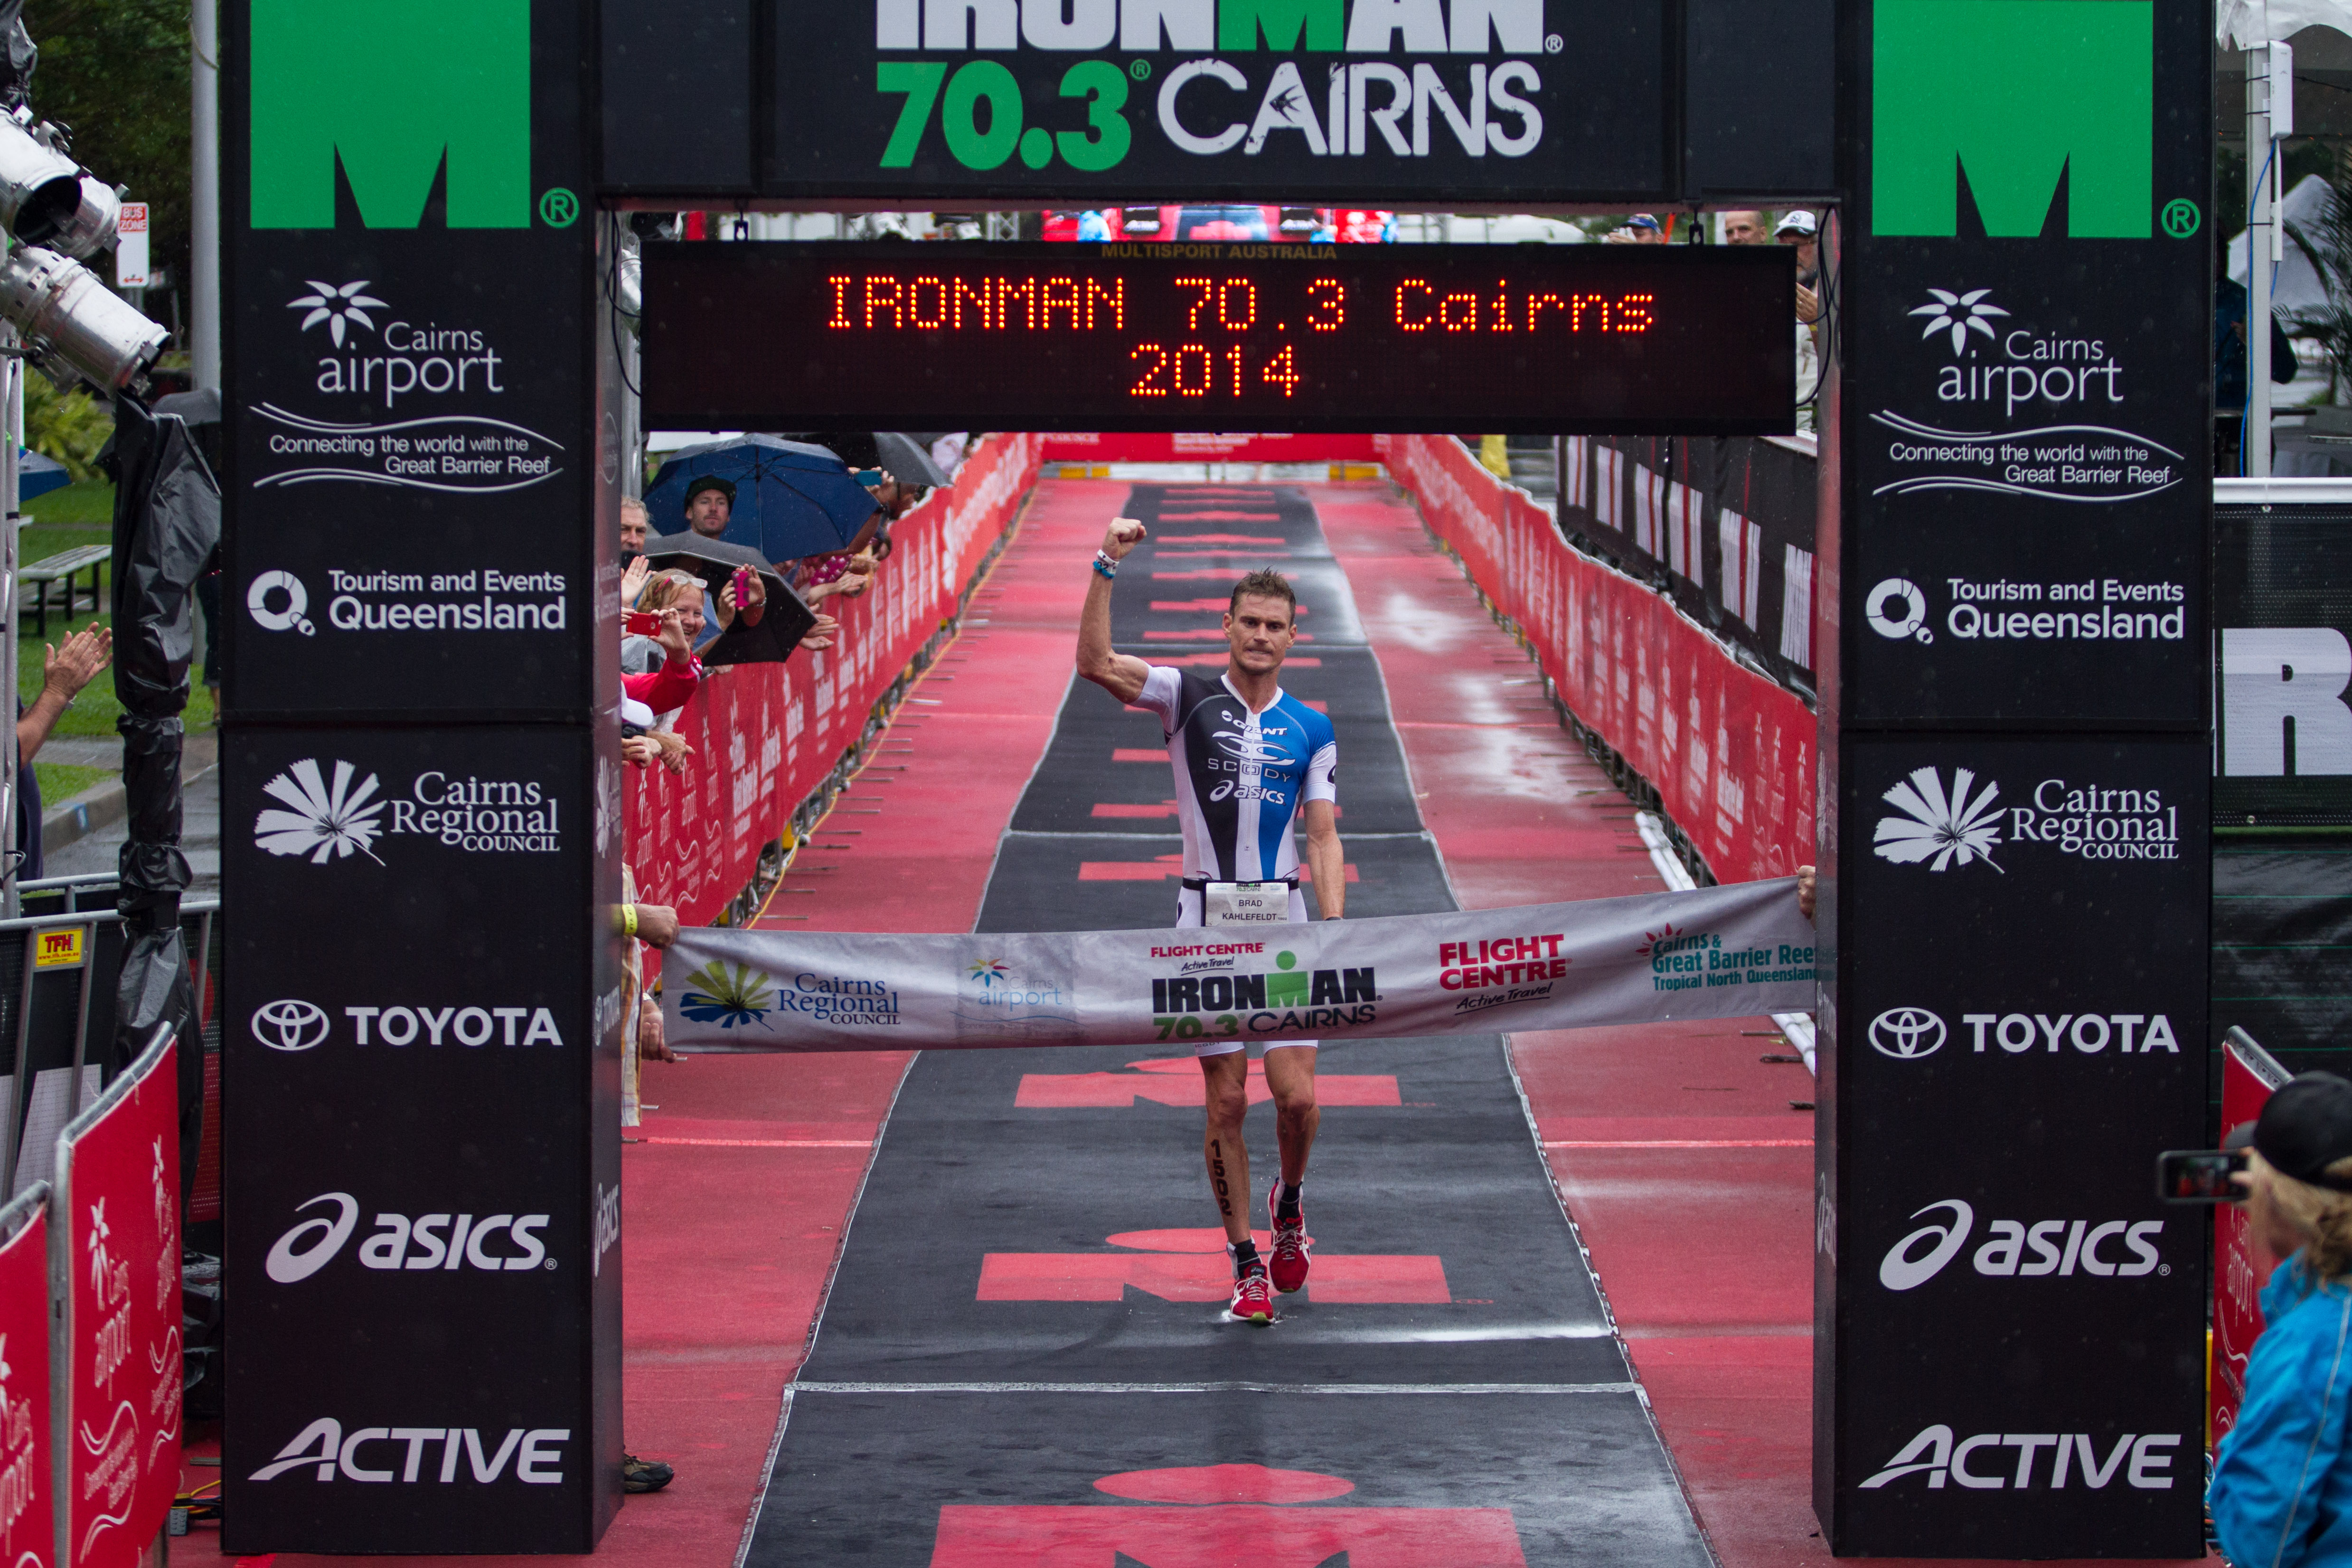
1778;211;1822;324
683;475;735;539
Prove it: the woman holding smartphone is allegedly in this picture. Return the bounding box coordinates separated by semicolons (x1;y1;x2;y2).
2209;1071;2352;1567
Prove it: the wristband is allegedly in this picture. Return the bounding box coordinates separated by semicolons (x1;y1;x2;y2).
621;905;638;940
1092;551;1118;580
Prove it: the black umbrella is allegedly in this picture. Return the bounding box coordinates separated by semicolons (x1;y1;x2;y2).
778;431;956;489
641;532;818;666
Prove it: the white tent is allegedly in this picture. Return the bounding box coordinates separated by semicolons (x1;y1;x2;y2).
2219;0;2352;46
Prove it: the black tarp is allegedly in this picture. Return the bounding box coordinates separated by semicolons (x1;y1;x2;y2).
106;397;219;1197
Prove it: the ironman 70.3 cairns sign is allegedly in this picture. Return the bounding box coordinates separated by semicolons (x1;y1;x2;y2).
770;0;1673;203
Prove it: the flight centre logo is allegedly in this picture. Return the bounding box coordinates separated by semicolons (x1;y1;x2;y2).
1147;940;1376;1041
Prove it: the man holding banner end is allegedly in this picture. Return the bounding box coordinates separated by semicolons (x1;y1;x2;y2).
1077;516;1340;1325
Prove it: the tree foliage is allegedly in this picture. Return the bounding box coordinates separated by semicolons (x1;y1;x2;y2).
28;0;191;302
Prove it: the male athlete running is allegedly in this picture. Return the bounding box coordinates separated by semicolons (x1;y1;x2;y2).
1076;516;1342;1324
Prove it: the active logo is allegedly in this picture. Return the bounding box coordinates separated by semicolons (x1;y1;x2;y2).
252;998;330;1052
254;762;564;863
1868;1006;1945;1059
249;1419;568;1485
1910;289;2007;355
1863;1006;2179;1059
264;1193;552;1282
1878;1200;2164;1290
1862;1425;2180;1491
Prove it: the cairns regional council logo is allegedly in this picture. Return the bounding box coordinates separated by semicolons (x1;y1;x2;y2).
677;961;900;1032
253;758;563;864
1148;939;1375;1045
1872;766;2182;874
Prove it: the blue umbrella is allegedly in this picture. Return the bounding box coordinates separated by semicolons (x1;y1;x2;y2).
644;435;880;563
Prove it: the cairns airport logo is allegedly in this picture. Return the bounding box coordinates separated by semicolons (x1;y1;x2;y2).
253;758;563;864
1148;939;1374;1041
1872;767;2181;873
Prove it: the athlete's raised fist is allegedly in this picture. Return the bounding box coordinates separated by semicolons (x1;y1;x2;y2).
1103;517;1148;560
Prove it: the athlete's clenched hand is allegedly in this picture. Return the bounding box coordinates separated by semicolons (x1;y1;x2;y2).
1103;518;1148;560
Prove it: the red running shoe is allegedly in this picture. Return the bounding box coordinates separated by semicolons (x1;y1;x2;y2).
1228;1260;1274;1323
1267;1187;1311;1294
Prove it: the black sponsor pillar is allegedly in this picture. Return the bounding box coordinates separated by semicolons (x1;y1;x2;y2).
1816;0;2210;1555
219;1;623;1551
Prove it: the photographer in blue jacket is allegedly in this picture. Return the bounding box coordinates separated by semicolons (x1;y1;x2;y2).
2211;1072;2352;1567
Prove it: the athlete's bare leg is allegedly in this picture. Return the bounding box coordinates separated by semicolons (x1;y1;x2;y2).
1201;1052;1254;1244
1262;1045;1320;1187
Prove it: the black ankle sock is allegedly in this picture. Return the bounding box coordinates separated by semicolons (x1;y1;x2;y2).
1276;1183;1302;1220
1229;1239;1261;1272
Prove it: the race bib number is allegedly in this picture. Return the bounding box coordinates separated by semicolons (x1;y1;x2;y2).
1204;882;1289;927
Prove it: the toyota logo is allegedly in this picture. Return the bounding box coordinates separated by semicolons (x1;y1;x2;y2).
1869;1007;1946;1059
253;998;330;1052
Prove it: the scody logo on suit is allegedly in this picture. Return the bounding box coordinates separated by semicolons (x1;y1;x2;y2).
253;758;563;863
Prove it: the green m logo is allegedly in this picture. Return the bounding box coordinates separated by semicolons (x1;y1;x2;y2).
1873;0;2152;238
249;0;530;228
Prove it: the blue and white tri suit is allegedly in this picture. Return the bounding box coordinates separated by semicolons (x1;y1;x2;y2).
1130;665;1338;1056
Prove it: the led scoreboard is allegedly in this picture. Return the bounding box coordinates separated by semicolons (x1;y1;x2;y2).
642;243;1796;435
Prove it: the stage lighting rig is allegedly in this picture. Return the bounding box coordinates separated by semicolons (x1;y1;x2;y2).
0;110;84;249
0;244;168;392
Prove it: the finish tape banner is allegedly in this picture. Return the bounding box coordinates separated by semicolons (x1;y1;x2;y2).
661;877;1814;1052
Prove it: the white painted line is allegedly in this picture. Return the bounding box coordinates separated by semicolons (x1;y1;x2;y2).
790;1380;1638;1396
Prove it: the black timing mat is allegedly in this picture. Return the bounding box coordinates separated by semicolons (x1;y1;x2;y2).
741;485;1710;1568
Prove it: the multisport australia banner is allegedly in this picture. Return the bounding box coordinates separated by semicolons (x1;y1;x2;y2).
661;877;1815;1053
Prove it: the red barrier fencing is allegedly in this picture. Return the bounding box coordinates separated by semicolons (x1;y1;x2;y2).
1378;433;1817;883
2212;1028;2292;1450
626;432;1041;928
53;1026;179;1568
0;1186;49;1568
1039;433;1380;465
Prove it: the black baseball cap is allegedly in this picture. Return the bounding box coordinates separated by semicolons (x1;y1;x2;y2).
2228;1072;2352;1192
685;475;736;506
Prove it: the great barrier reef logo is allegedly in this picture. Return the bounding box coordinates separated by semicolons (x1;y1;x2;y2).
678;961;780;1031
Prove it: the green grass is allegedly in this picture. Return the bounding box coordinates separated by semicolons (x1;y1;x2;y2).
33;761;110;803
18;635;216;741
22;478;113;526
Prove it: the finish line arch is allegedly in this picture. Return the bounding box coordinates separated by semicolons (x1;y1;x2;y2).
216;0;2208;1557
